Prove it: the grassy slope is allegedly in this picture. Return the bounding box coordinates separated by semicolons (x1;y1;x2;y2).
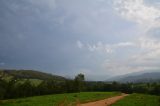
0;92;120;106
0;69;66;81
0;69;67;87
111;93;160;106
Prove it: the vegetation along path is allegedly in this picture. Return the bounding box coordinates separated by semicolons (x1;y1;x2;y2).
78;93;128;106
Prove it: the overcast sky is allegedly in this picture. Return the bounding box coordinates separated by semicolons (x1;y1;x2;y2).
0;0;160;80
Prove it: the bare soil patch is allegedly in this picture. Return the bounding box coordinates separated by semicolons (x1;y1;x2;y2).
78;93;128;106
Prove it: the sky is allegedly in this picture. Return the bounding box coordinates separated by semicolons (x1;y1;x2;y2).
0;0;160;80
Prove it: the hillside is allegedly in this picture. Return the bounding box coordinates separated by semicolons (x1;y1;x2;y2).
106;71;160;83
0;69;66;81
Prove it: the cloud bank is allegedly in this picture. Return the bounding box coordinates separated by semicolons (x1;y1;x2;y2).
1;0;160;80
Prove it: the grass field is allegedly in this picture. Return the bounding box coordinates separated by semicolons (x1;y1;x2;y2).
111;93;160;106
0;92;120;106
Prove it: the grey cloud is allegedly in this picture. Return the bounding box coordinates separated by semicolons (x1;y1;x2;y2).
77;41;136;54
1;0;160;80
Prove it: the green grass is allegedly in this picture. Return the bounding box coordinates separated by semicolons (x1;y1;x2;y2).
0;92;120;106
111;93;160;106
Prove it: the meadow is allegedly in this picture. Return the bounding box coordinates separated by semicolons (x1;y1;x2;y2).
0;92;120;106
111;93;160;106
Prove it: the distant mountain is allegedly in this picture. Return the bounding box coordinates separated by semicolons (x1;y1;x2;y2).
106;71;160;83
0;69;66;81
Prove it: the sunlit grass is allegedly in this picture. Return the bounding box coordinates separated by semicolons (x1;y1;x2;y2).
0;92;120;106
111;93;160;106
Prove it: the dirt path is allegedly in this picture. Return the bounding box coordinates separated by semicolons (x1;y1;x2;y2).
78;93;128;106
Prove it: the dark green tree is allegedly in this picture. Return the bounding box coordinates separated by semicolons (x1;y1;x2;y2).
74;73;85;92
0;79;7;99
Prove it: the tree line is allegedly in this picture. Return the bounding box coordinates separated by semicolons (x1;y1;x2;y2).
0;73;160;100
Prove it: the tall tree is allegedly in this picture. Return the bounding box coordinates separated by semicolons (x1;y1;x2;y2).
74;73;85;92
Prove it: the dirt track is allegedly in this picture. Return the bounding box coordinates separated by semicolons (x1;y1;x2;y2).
78;93;128;106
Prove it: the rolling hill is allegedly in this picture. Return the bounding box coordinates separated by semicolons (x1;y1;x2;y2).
0;69;66;82
106;71;160;83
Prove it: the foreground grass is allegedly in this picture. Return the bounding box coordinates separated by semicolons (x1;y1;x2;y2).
0;92;120;106
111;93;160;106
